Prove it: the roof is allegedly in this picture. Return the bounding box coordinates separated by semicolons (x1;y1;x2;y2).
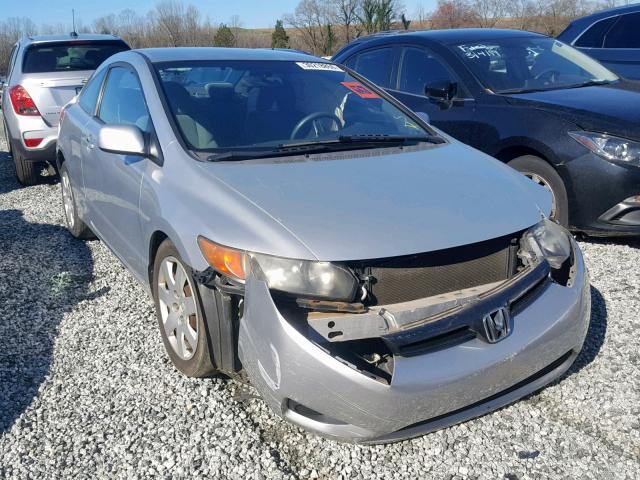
570;3;640;24
332;28;545;60
23;33;124;45
138;47;325;63
558;4;640;42
355;28;543;45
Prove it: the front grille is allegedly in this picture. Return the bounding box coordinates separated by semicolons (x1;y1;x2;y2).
352;233;521;306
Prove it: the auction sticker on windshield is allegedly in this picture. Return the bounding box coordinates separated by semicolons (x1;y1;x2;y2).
296;62;344;71
341;81;380;98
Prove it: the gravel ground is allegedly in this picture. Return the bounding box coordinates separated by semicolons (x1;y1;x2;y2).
0;136;638;480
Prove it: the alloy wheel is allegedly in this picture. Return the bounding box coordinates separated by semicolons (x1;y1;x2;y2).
157;256;199;360
61;170;76;230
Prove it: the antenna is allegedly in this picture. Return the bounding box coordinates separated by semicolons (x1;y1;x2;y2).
71;9;78;37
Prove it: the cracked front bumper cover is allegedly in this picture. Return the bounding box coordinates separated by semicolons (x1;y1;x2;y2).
237;243;591;443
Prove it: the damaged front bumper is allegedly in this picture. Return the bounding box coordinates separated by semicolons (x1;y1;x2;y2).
236;241;591;443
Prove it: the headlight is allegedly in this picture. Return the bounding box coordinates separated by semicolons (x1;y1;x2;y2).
197;236;358;301
523;218;572;269
250;253;358;301
569;131;640;165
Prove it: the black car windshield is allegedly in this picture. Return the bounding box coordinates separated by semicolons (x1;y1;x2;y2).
154;60;434;152
23;41;129;73
452;37;618;94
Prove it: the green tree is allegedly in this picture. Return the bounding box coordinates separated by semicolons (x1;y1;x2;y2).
213;23;235;47
271;20;290;48
400;13;411;29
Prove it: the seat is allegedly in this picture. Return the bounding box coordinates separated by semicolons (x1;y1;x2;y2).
244;84;302;144
163;82;217;149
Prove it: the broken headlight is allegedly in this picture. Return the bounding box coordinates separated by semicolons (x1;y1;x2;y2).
197;237;358;301
523;218;572;269
569;131;640;166
250;253;358;302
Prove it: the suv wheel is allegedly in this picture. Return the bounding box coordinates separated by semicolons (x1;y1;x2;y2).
508;155;569;227
153;240;218;378
10;137;41;186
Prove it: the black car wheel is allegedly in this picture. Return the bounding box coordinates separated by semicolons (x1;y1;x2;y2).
508;155;569;227
153;239;218;378
9;137;41;186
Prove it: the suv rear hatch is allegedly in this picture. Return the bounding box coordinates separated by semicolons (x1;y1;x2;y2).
20;39;129;126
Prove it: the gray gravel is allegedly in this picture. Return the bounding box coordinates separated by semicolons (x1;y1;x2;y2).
0;136;638;480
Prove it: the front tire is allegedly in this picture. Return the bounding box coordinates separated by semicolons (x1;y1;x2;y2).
153;240;217;378
508;155;569;227
60;163;94;239
10;138;41;186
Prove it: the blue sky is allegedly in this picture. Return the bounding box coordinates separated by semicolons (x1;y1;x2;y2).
4;0;437;29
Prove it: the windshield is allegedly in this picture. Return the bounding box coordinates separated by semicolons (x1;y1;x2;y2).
154;60;434;152
453;37;618;94
23;41;129;73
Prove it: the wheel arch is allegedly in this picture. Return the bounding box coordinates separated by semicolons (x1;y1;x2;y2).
148;230;169;285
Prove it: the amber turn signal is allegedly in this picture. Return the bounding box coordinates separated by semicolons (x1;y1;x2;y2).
197;236;248;281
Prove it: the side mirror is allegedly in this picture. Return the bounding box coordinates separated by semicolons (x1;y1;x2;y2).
415;111;431;124
425;81;457;107
98;124;147;156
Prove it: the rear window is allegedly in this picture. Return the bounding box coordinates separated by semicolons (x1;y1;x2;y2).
22;40;129;73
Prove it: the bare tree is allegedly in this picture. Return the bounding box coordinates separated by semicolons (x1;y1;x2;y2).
508;0;537;29
430;0;476;29
414;2;430;29
471;0;509;28
154;0;187;46
285;0;336;55
331;0;362;42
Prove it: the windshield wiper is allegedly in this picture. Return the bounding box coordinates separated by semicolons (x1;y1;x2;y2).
499;79;612;94
278;134;444;150
206;144;335;162
337;134;445;144
207;134;444;162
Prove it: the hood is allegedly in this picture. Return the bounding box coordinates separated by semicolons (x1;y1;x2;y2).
505;81;640;139
198;142;550;261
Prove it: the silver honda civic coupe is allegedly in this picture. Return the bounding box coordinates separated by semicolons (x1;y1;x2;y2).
56;48;591;443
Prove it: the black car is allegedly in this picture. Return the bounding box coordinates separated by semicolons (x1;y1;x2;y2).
558;4;640;80
333;29;640;235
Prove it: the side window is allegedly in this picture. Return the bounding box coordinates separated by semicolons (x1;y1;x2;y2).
353;48;393;88
398;47;457;96
78;67;107;115
604;13;640;48
574;16;617;48
98;66;151;132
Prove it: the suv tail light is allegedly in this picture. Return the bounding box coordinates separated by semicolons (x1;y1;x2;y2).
9;85;40;116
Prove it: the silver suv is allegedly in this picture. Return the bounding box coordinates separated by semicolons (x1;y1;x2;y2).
2;33;129;185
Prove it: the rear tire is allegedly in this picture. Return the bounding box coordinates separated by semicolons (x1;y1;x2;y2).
60;163;94;239
10;138;41;186
153;240;218;378
508;155;569;227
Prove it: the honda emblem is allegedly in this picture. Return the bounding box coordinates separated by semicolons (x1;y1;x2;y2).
483;307;511;343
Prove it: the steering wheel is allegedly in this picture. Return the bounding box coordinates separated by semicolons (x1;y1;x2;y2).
533;69;560;83
290;112;342;140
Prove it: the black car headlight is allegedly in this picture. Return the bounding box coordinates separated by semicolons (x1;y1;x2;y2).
250;253;358;301
569;131;640;166
197;236;358;301
522;219;572;269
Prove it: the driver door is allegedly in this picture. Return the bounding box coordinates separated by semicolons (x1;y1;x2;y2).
386;46;477;144
85;65;151;276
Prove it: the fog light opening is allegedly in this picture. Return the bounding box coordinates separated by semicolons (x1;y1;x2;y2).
286;399;348;426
